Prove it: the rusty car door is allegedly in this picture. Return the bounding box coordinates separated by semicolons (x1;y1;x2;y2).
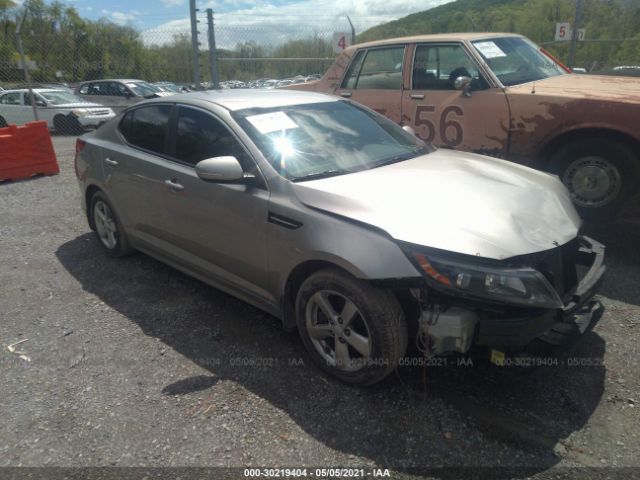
334;45;406;123
401;43;511;156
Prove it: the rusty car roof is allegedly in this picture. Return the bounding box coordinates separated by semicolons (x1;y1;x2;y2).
349;32;524;50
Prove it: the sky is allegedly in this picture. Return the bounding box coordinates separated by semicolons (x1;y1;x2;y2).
51;0;455;48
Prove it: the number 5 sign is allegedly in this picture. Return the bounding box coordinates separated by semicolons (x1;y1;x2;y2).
555;22;571;41
332;32;351;53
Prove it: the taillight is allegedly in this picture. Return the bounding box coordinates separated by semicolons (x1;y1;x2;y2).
74;139;86;179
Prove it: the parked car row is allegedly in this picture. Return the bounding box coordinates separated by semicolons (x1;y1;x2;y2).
219;75;321;90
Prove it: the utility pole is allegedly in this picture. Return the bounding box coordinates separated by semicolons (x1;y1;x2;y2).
346;16;355;46
189;0;201;89
206;9;219;89
567;0;583;68
15;3;38;121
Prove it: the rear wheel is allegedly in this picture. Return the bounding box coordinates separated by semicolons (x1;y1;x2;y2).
54;114;83;135
89;191;134;257
295;268;407;386
551;137;638;221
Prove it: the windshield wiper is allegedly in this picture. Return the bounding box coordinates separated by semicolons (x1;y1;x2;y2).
290;169;348;182
370;150;424;170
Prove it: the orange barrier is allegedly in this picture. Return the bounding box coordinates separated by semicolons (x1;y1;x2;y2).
0;121;59;181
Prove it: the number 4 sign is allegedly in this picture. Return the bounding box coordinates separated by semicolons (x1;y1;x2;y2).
333;32;351;53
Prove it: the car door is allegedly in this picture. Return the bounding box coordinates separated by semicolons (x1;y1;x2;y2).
150;105;272;303
334;45;406;123
103;104;173;239
401;43;511;156
0;92;31;126
24;91;55;128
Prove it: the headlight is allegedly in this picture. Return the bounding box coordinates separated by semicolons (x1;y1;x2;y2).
409;251;563;309
71;109;88;117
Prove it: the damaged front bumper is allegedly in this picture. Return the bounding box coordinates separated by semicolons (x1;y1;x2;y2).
422;236;606;357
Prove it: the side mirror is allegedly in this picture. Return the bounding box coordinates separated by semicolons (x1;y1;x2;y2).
402;125;417;136
35;100;47;107
454;76;472;97
196;156;245;182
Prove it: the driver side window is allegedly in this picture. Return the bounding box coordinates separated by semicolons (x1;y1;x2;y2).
412;44;488;91
174;107;260;177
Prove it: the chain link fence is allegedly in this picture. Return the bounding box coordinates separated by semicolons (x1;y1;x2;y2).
0;7;358;90
0;3;638;92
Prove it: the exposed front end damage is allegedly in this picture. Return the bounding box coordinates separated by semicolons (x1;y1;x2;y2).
407;236;605;360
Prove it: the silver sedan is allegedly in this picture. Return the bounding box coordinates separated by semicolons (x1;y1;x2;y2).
74;90;605;385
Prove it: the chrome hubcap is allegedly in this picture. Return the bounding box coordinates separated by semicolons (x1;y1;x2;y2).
305;290;372;372
563;156;621;208
94;200;118;249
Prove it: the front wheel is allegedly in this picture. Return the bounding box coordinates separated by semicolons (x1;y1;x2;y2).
0;116;7;128
295;268;408;386
551;137;638;221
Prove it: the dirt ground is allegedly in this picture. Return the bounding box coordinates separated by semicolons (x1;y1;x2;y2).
0;135;638;480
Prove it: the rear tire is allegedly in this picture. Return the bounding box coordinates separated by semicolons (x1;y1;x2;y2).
89;191;134;257
54;114;83;135
295;268;408;386
550;137;638;221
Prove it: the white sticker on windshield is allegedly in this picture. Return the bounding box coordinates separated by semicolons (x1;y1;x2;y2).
474;41;507;59
246;111;299;134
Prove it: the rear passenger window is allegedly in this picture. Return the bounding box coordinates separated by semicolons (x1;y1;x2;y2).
341;46;404;90
78;84;89;94
174;107;255;173
119;105;171;155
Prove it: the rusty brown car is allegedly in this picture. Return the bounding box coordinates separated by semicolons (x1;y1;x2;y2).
287;33;640;220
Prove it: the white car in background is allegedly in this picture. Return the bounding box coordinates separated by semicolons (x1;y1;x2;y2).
0;88;115;134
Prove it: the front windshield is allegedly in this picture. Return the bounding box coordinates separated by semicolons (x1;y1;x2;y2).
472;37;566;86
40;91;87;105
126;82;157;97
233;101;432;181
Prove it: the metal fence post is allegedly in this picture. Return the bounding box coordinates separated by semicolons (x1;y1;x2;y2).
15;4;39;121
347;16;356;45
567;0;583;68
189;0;201;89
207;9;219;89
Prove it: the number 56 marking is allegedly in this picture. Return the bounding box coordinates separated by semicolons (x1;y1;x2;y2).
414;105;464;147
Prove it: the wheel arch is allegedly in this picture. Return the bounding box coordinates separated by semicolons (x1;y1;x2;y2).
535;127;640;171
85;184;103;230
280;260;353;331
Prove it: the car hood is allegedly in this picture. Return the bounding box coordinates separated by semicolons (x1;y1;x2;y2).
54;102;111;109
508;74;640;102
292;150;581;260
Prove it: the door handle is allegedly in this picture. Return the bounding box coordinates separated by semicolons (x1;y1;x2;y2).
340;92;352;98
104;157;118;167
410;94;425;100
164;179;184;192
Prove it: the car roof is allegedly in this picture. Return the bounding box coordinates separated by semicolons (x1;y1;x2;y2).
147;89;339;112
0;88;68;94
350;32;524;50
78;79;145;84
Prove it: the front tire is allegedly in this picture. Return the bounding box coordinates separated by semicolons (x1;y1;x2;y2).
295;268;408;386
0;116;7;128
89;191;134;257
54;114;83;135
551;137;638;221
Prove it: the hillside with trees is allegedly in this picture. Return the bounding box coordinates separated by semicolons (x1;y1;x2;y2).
358;0;640;70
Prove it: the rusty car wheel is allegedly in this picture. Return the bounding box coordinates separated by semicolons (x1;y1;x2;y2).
552;137;638;221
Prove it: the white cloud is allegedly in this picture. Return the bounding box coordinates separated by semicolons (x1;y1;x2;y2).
142;0;454;48
112;11;137;25
161;0;186;6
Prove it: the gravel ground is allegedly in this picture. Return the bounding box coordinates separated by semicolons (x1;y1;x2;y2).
0;135;639;479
